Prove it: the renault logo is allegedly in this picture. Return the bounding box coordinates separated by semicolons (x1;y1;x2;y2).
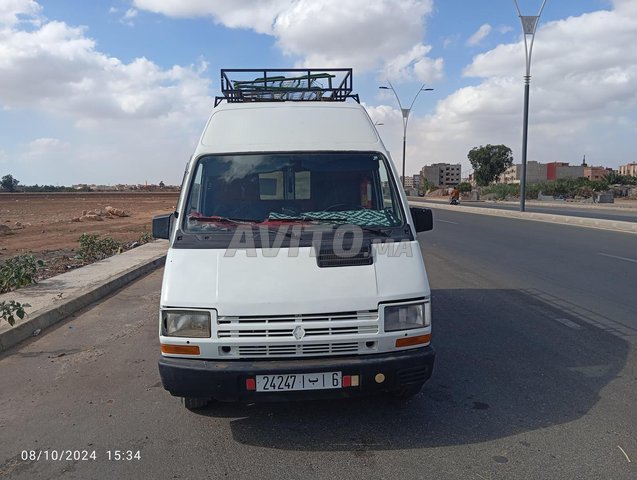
293;326;306;340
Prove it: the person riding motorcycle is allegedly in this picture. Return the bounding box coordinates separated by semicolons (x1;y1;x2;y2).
450;187;460;205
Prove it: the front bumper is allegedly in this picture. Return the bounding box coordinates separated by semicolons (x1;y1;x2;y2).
158;346;435;402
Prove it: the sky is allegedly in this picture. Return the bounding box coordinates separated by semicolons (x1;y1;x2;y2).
1;0;635;186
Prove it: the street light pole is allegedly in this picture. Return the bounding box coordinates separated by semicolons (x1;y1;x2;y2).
515;0;547;212
379;82;433;189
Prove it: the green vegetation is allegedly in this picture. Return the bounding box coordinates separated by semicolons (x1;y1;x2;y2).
419;177;435;195
457;182;473;194
480;183;518;200
138;232;153;244
603;171;637;186
467;145;514;186
480;176;628;200
0;254;41;324
22;185;86;192
0;254;44;293
0;300;31;326
77;233;121;262
1;174;19;192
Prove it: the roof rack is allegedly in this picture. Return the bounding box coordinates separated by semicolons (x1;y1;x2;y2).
214;68;360;106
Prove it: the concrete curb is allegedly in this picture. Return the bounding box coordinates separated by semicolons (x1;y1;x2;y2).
409;196;637;212
0;241;167;353
409;199;637;235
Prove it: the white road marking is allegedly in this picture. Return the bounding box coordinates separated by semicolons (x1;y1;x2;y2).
617;445;631;463
437;219;459;224
598;252;637;264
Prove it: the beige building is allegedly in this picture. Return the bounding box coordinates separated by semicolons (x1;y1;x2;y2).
421;163;461;187
499;161;547;184
619;163;637;177
400;176;414;188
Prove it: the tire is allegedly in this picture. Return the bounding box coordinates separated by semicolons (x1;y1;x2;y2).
181;397;210;410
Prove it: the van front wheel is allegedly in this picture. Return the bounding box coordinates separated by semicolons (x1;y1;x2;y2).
181;397;210;410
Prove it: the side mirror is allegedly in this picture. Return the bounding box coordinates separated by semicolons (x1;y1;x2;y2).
410;207;433;233
152;213;175;240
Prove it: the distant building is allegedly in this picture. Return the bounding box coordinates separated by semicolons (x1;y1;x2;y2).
584;166;612;182
546;162;567;180
557;164;585;179
546;162;585;180
500;161;547;184
400;176;414;188
619;163;637;177
421;163;461;188
413;174;421;188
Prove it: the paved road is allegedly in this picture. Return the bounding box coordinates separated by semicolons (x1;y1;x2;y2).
419;198;637;223
1;212;636;479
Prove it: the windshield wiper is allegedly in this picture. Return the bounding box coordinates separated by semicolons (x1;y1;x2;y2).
266;215;348;224
359;226;393;237
188;215;258;224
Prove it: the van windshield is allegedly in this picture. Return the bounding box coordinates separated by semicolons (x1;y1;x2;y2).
184;152;404;232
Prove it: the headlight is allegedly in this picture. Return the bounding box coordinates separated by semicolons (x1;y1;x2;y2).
163;310;211;338
384;302;430;332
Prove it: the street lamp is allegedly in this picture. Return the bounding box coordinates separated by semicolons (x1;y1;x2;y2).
515;0;548;212
379;82;433;189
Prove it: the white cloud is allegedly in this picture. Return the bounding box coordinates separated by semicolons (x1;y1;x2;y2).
0;0;40;26
363;103;402;126
0;2;214;184
0;19;212;121
497;25;513;35
382;43;443;84
467;24;492;47
26;137;69;150
134;0;441;80
119;8;138;26
133;0;291;34
400;3;637;176
273;0;433;73
442;34;460;49
124;8;138;20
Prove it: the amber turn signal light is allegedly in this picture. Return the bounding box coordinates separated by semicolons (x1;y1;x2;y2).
161;344;200;355
395;334;431;348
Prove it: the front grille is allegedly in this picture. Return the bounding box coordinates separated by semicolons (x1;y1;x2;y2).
237;342;359;358
217;311;379;339
316;244;373;268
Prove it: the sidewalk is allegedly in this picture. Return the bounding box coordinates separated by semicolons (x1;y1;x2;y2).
0;240;168;353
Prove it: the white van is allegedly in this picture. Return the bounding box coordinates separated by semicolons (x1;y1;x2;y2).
153;69;435;409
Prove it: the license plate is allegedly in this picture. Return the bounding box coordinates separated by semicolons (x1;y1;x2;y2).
256;372;342;392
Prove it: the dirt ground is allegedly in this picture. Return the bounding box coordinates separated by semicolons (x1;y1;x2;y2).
0;192;179;279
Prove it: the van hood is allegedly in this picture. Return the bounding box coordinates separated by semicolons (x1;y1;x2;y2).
160;243;429;316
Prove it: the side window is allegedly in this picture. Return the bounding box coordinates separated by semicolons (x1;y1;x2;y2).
378;163;393;209
188;164;203;214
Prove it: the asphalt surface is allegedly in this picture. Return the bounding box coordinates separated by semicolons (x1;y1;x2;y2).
1;211;636;479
